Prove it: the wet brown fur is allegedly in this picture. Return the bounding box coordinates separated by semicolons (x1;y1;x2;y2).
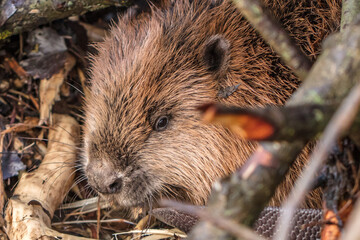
83;0;341;209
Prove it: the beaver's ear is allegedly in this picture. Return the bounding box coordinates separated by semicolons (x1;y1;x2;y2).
203;35;230;73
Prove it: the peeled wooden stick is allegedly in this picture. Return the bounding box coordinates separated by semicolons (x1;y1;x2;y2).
4;114;92;240
39;53;76;125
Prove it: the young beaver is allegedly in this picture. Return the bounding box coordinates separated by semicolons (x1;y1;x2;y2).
83;0;341;209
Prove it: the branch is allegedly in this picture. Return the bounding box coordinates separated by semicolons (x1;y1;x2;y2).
189;21;360;240
0;0;132;40
231;0;312;80
275;82;360;240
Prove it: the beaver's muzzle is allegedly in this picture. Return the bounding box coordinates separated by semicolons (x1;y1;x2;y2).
86;159;123;194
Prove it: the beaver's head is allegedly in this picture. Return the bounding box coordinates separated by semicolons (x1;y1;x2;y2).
83;0;252;207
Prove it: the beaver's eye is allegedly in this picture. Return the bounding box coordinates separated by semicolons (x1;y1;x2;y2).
155;116;169;131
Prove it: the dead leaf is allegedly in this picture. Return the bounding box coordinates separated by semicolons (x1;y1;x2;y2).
322;200;354;240
21;51;67;79
321;210;340;240
201;104;275;140
1;117;40;135
0;119;24;181
78;22;107;42
1;151;25;180
20;27;69;79
4;57;30;80
26;27;67;57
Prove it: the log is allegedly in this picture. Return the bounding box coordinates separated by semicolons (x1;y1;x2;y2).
0;0;132;40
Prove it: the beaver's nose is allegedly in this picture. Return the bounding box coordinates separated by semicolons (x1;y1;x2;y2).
85;160;123;194
107;177;123;193
94;176;123;194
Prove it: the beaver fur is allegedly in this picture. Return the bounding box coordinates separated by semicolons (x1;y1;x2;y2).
83;0;341;209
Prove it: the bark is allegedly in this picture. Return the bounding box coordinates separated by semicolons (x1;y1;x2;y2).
0;0;133;40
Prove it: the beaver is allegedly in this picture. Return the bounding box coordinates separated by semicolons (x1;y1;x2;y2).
82;0;341;209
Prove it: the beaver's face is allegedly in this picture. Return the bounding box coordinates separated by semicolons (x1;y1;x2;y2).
82;4;245;207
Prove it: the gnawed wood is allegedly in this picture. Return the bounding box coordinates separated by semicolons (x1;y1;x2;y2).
4;114;92;240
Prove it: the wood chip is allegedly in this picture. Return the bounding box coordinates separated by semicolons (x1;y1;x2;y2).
39;53;76;125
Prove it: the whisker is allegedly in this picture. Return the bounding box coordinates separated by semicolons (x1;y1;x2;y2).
40;150;80;156
51;123;80;140
67;174;87;193
27;158;78;173
44;160;79;200
17;137;82;150
58;171;88;207
65;81;85;96
69;111;86;121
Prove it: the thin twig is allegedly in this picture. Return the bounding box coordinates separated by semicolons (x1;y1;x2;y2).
51;218;135;226
2;93;36;111
162;200;265;240
97;198;100;239
0;127;6;217
113;229;187;238
275;82;360;240
232;0;312;80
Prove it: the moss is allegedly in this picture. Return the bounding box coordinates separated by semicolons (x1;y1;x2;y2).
67;1;74;7
0;30;12;40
